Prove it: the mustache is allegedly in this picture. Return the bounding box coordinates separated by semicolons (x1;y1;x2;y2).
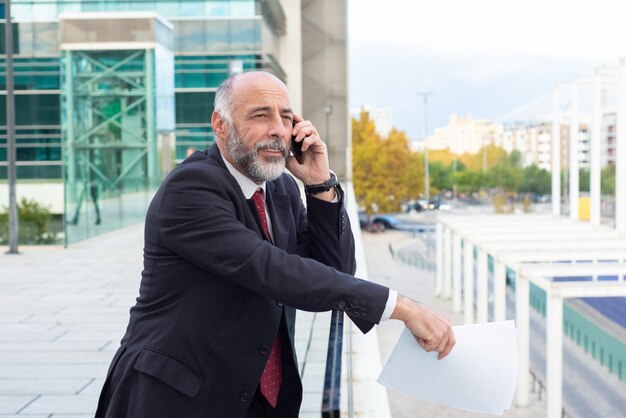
255;139;287;154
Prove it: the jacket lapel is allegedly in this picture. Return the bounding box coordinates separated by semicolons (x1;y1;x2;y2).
266;181;291;250
204;144;291;248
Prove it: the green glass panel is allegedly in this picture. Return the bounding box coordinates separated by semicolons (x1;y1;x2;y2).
175;92;214;123
15;94;60;125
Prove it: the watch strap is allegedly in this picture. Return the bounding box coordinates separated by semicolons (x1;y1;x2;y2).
304;172;338;195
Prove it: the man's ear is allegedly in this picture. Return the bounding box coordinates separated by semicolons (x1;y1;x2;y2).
211;111;228;140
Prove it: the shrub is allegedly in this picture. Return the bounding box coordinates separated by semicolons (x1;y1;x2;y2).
0;198;59;245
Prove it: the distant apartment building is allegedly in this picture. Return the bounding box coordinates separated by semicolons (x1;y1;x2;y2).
602;112;617;166
424;113;594;171
495;123;589;170
351;104;394;138
426;114;502;155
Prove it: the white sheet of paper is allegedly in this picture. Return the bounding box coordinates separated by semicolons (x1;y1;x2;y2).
378;320;518;415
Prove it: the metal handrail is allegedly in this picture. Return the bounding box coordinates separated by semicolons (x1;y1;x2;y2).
321;309;344;418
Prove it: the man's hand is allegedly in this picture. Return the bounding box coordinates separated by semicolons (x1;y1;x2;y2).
391;294;456;359
286;115;335;201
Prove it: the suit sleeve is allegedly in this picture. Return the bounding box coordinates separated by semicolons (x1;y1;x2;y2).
304;189;381;332
288;176;356;275
157;167;388;333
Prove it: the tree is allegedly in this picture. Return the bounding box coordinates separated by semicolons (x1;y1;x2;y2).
352;111;384;214
352;113;423;214
519;165;551;195
491;165;521;191
459;144;507;171
452;170;484;194
601;164;615;195
579;168;590;192
429;161;453;192
429;148;455;166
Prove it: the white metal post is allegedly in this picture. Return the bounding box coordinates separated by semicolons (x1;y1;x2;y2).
590;68;603;225
436;222;444;296
493;261;506;322
569;83;579;220
552;88;562;216
515;270;530;406
463;239;474;324
616;59;626;232
546;293;564;418
476;249;488;323
444;227;453;299
453;234;462;312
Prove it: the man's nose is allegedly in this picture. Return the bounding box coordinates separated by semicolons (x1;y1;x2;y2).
267;113;287;138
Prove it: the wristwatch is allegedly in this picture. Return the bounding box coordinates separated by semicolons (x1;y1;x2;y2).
304;171;339;196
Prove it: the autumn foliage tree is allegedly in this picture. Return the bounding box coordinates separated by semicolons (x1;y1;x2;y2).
352;112;554;213
352;111;424;214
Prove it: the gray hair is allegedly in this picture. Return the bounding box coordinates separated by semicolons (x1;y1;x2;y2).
214;74;238;125
214;71;289;127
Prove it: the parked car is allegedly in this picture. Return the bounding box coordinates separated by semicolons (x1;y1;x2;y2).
370;214;401;231
358;210;368;228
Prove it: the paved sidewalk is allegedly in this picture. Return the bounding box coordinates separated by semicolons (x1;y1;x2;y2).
0;224;332;417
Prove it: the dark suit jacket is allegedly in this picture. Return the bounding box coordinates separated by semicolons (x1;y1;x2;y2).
95;144;390;418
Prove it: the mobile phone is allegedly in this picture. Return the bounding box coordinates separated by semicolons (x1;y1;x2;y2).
291;122;304;164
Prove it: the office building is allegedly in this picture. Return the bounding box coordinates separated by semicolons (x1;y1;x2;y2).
0;0;348;244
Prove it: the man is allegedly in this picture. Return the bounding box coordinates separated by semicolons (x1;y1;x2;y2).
95;71;455;418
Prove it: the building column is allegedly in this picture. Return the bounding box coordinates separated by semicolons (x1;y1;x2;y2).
435;222;444;296
493;260;506;322
590;68;603;226
546;293;564;418
443;227;453;299
616;59;626;232
569;83;579;221
452;234;462;312
476;249;488;323
463;240;474;324
552;88;562;216
515;269;530;406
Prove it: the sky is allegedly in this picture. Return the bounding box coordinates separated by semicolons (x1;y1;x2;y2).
348;0;626;139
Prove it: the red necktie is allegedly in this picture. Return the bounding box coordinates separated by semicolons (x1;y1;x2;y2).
251;189;282;408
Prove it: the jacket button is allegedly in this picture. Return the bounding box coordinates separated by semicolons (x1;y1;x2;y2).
276;301;283;308
345;302;354;311
353;306;361;315
360;308;368;317
260;344;270;355
240;392;250;402
337;300;347;309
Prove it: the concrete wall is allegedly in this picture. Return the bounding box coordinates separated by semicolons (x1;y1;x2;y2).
0;182;64;214
278;0;303;113
301;0;350;180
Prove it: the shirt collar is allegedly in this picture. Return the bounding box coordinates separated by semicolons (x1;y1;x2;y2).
221;153;266;199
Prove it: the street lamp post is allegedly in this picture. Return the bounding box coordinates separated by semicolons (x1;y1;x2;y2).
418;92;433;203
5;0;19;254
324;104;332;149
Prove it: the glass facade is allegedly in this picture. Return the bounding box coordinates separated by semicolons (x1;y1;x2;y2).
0;0;287;244
61;46;174;244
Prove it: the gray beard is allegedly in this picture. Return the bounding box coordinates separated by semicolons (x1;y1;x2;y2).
224;127;288;183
